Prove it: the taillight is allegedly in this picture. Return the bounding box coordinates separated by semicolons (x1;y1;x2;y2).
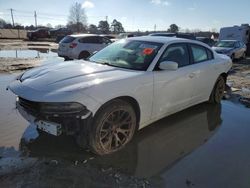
69;43;77;48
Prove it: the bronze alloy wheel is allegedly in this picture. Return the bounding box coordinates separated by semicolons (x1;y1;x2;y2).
89;99;137;155
209;76;226;104
98;108;135;152
215;78;225;102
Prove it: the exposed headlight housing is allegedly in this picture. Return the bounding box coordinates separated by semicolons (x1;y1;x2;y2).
40;102;86;114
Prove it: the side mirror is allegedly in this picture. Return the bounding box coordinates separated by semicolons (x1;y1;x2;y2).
159;61;178;71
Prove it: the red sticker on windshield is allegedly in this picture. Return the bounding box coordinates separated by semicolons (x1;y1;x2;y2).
143;48;154;55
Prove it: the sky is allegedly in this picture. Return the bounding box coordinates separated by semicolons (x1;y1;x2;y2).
0;0;250;32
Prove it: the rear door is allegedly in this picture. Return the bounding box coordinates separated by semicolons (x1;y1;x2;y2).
188;43;217;102
78;36;104;53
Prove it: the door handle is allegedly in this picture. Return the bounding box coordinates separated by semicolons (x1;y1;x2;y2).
189;73;196;78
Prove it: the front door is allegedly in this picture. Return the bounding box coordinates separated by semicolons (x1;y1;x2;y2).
152;43;196;119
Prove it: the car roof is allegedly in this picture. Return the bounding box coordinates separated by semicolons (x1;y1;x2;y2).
149;32;175;36
219;39;237;42
70;34;100;38
128;36;189;44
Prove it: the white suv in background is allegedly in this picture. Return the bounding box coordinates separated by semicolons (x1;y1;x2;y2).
58;34;112;60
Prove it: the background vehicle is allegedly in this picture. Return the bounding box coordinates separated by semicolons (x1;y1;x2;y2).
111;33;136;42
219;24;250;55
57;34;112;60
27;28;49;40
100;34;116;40
149;32;196;40
49;28;72;42
196;37;215;46
212;40;247;60
9;37;232;155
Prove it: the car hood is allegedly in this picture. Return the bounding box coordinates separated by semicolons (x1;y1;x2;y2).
10;60;143;93
212;47;233;52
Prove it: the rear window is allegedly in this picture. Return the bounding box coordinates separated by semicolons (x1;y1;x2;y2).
60;36;75;43
190;45;208;63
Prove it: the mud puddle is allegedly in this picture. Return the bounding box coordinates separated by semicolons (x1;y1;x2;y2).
1;74;250;187
0;49;64;73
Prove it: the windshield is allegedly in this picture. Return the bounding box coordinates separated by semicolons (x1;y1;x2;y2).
89;39;163;71
214;41;235;48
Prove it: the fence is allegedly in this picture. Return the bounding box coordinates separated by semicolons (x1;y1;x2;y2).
0;29;27;39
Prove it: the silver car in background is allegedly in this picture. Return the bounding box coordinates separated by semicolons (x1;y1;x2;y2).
212;40;247;60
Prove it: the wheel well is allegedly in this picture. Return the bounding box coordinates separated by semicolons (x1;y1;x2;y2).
95;96;141;129
220;73;227;82
79;51;90;59
80;51;90;55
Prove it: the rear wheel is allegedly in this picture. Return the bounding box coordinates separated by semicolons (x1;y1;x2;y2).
78;51;91;60
89;100;137;155
242;52;246;59
230;54;235;61
209;76;225;104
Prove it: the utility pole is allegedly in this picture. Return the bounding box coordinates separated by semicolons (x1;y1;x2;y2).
34;11;37;28
105;16;108;22
10;8;15;27
154;24;156;32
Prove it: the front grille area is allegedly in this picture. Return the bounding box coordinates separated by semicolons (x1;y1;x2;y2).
18;97;40;116
17;97;93;135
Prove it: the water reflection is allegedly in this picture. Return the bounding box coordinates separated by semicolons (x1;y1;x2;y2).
18;102;222;178
0;49;57;58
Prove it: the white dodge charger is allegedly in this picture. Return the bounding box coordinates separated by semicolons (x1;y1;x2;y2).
8;36;232;155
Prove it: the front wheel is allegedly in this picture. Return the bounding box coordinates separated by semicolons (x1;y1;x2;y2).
209;76;225;104
89;100;137;155
78;51;91;60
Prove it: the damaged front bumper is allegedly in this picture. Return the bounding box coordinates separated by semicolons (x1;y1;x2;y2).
16;97;93;136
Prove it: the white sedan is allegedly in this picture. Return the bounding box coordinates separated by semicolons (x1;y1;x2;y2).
8;36;232;155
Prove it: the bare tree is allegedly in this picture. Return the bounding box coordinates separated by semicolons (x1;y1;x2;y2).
68;2;87;32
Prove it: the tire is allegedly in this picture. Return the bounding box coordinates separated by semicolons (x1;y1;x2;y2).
242;52;246;59
230;54;235;61
78;51;91;60
89;99;137;155
64;57;71;61
209;76;226;104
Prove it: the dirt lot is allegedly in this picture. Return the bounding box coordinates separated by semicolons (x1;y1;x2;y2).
227;58;250;106
0;39;250;187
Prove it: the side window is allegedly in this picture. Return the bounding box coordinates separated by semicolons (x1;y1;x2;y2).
206;49;214;60
235;42;240;48
159;44;190;68
79;36;100;44
190;45;208;63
